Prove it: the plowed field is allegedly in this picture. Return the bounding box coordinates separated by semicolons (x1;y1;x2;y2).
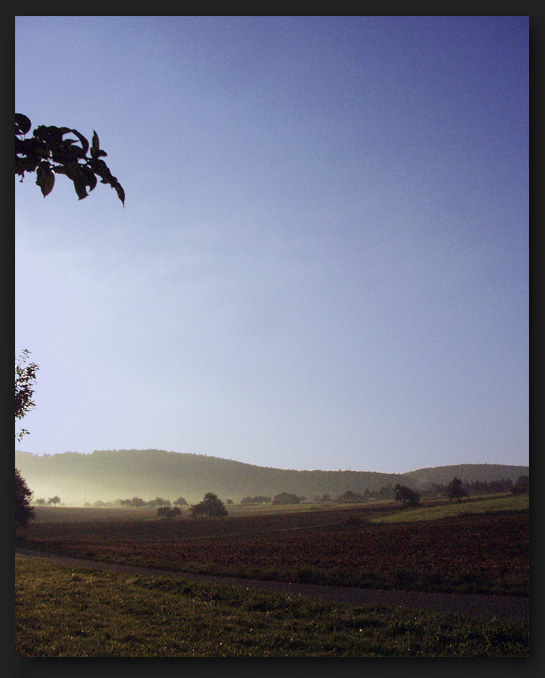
22;507;528;596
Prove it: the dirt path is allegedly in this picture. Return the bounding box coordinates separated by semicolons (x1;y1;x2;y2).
15;548;529;622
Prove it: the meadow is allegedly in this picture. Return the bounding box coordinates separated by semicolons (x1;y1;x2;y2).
15;556;528;657
15;493;529;657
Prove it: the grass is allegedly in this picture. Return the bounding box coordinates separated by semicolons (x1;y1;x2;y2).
15;556;529;657
370;493;529;524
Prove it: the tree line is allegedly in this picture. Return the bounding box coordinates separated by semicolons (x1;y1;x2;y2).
239;475;528;507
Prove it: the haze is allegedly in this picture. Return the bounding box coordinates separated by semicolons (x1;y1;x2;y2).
15;16;528;473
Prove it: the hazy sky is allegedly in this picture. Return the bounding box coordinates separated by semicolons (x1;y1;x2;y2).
15;16;528;473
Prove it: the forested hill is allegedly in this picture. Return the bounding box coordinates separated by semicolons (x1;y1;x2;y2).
15;449;528;507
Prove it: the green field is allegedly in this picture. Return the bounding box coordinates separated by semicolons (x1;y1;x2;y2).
15;556;528;657
15;493;529;657
370;492;529;523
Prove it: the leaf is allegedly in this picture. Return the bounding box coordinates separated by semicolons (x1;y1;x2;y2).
15;113;32;136
113;181;125;206
92;130;100;154
69;129;89;156
73;177;90;200
35;162;55;197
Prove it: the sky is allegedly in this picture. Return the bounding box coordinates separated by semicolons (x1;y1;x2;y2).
15;16;528;473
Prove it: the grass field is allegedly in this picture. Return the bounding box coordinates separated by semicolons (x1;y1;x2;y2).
15;556;529;657
370;493;529;523
16;493;529;656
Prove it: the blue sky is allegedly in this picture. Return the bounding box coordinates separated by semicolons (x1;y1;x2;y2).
15;16;528;473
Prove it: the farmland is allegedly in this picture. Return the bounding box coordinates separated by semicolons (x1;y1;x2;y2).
15;493;529;656
20;494;529;597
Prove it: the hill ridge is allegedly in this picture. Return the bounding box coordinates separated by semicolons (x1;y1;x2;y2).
15;449;529;507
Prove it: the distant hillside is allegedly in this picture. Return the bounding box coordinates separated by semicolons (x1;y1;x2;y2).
14;449;529;507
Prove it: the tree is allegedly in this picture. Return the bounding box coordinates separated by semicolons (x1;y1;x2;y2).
512;475;529;495
377;483;395;500
15;468;35;531
394;484;421;507
157;506;181;519
173;496;188;507
15;350;39;441
15;113;125;205
47;496;61;506
148;497;171;508
189;492;228;518
272;492;302;505
335;490;365;503
447;477;468;502
240;495;271;505
129;497;148;507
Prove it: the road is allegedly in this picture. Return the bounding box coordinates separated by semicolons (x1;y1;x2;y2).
15;548;529;622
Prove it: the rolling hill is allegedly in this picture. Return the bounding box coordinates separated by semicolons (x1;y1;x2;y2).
14;448;529;507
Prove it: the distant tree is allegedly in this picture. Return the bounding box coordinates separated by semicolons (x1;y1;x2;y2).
512;475;529;495
241;495;272;505
33;497;46;505
173;496;188;507
15;113;125;204
336;490;365;503
394;484;420;508
115;497;147;507
148;497;171;508
157;506;181;519
377;483;395;500
314;494;331;503
15;469;35;531
129;497;148;507
47;496;61;506
447;477;468;502
189;492;228;518
15;350;39;441
272;492;302;505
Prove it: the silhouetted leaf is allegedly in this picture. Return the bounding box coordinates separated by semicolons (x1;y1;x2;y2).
15;114;124;205
113;181;125;206
73;177;89;200
15;113;31;136
36;162;55;197
69;128;89;155
92;130;100;153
